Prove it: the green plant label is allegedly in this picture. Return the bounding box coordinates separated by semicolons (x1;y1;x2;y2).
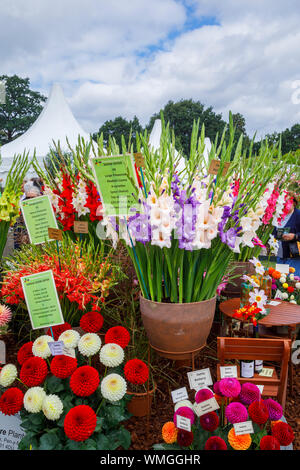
90;154;140;216
21;270;64;330
21;195;58;245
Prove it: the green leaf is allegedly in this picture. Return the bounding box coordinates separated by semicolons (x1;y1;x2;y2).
39;433;60;450
96;433;111;450
95;417;104;433
107;427;131;450
83;439;97;450
46;375;65;394
65;440;84;450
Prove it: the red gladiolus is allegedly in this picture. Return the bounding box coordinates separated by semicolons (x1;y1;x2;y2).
205;436;227;450
64;405;97;441
260;435;280;450
0;388;24;415
17;342;34;365
50;355;78;379
20;357;48;387
124;359;149;385
105;326;130;349
70;366;99;397
80;311;104;333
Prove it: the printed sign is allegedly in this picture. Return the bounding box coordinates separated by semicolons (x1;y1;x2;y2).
48;227;62;241
0;341;5;364
48;341;64;356
21;195;58;245
257;385;264;394
133;153;145;168
259;368;274;377
267;301;281;306
208;160;230;176
21;270;64;330
187;368;213;390
220;365;238;379
90;154;140;216
0;412;25;450
176;415;191;432
63;347;76;358
234;421;254;436
171;387;189;404
73;221;89;234
194;397;220;417
275;264;290;274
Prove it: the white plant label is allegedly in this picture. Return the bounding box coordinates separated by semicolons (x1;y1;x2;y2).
48;341;64;356
0;412;25;450
257;385;264;393
267;301;281;306
259;368;273;377
171;387;189;404
176;415;191;432
220;365;238;379
234;421;254;435
187;368;213;390
194;397;220;417
0;341;6;364
275;264;290;274
274;290;282;300
63;346;76;358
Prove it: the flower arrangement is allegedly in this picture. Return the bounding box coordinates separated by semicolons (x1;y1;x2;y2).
269;266;300;305
0;324;147;450
155;378;294;450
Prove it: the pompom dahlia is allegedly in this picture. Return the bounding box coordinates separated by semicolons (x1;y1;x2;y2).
239;382;261;405
205;436;227;450
195;388;213;404
271;421;294;446
17;341;34;365
42;394;64;421
174;400;194;412
105;326;130;349
200;411;219;431
0;387;24;415
64;405;97;442
177;429;194;447
174;406;195;426
78;333;101;357
213;381;223;396
0;364;18;387
20;357;48;387
124;359;149;385
70;366;99;397
263;399;283;421
50;355;77;379
0;304;12;326
24;387;46;413
100;373;127;402
248;400;269;425
59;329;80;349
219;378;241;398
80;312;104;333
32;335;54;359
162;421;178;444
47;322;71;341
228;427;252;450
99;343;124;368
225;402;248;424
260;435;280;450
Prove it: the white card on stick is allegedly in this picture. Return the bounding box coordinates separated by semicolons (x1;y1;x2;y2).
234;421;254;435
171;387;189;404
48;341;64;356
267;301;281;306
0;340;6;364
187;368;213;390
259;368;273;377
257;385;264;393
220;365;238;379
275;264;290;274
194;397;220;417
176;415;191;432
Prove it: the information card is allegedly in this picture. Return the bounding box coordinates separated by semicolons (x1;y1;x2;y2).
21;195;58;245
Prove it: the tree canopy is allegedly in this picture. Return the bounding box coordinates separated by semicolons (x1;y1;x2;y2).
93;115;143;152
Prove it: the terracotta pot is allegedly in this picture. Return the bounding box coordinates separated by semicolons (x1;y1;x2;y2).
127;386;155;417
223;261;255;297
140;294;217;360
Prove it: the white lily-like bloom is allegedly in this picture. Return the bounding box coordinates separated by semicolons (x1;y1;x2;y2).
249;257;265;275
249;288;268;311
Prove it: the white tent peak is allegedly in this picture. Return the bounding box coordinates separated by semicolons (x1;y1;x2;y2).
0;83;91;173
149;119;162;150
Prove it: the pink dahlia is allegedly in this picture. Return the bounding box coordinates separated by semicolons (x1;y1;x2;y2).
173;406;195;426
239;382;261;405
218;378;241;398
225;402;248;424
213;381;223;396
0;304;12;326
264;399;283;421
195;388;214;404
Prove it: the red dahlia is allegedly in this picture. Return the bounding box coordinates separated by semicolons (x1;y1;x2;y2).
47;322;71;340
0;388;24;416
17;342;34;365
124;359;149;385
80;311;104;333
271;421;294;446
64;405;97;441
177;429;194;447
50;355;77;379
105;326;130;349
70;366;99;397
20;357;48;387
200;411;219;432
248;400;269;424
204;436;227;450
260;435;281;450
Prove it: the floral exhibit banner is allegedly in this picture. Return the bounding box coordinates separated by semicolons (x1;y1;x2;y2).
20;270;64;330
20;195;58;245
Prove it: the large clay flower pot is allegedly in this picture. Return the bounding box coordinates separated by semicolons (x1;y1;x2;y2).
223;261;255;297
127;386;156;417
140;294;217;360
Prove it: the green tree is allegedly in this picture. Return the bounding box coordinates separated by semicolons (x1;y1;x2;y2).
0;75;46;145
93;115;143;151
266;124;300;154
147;99;227;156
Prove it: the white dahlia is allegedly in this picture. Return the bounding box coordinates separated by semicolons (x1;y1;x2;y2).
101;373;127;402
42;394;63;421
32;335;54;359
174;400;194;412
0;364;17;387
78;333;101;357
99;343;124;367
58;329;80;349
24;387;46;413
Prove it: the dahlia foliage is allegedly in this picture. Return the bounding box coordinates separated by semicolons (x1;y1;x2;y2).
155;377;294;450
0;325;151;450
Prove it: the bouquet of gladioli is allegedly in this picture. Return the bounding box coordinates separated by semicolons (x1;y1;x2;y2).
0;324;148;450
155;377;294;450
269;266;300;305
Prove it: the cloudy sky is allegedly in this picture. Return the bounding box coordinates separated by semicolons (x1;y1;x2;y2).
1;0;300;138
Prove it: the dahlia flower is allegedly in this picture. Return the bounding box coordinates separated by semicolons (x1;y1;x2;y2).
264;398;283;421
0;304;12;326
24;387;46;413
80;311;104;333
46;322;71;341
248;400;269;424
219;378;241;398
195;388;214;404
58;329;80;349
162;421;178;444
174;400;194;412
177;429;194;447
260;435;280;450
239;382;261;405
124;359;149;385
271;421;294;446
42;394;64;421
32;335;54;359
20;356;48;387
200;411;219;431
228;427;252;450
105;326;130;349
0;387;24;416
64;405;97;442
78;333;101;357
17;342;34;365
100;373;127;402
50;355;77;379
225;402;248;424
205;436;227;450
99;343;124;367
70;366;99;397
174;406;195;426
0;364;17;387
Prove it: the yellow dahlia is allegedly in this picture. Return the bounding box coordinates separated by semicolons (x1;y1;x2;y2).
0;364;17;387
42;394;63;421
99;343;124;367
24;387;46;413
58;329;80;349
32;335;54;359
228;427;252;450
101;373;127;402
78;333;101;357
